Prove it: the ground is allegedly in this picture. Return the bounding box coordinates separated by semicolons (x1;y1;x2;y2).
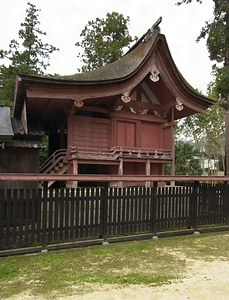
10;259;229;300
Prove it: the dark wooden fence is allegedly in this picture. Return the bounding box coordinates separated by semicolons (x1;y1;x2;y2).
0;183;229;256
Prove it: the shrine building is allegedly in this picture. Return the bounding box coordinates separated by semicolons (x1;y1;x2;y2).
0;21;214;188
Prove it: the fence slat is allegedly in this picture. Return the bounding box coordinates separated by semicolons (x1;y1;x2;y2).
11;190;18;247
42;182;48;249
0;190;4;248
64;188;70;240
69;189;75;239
151;182;157;235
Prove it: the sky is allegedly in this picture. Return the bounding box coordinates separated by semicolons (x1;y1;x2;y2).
1;0;214;94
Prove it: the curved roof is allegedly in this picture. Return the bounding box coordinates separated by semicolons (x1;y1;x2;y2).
13;31;215;124
57;34;158;82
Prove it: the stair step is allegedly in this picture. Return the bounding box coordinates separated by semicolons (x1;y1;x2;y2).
58;162;64;167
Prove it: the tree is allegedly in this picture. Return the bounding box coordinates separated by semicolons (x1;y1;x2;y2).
176;0;229;175
0;2;59;107
165;139;202;175
174;141;202;175
75;12;137;72
177;100;225;174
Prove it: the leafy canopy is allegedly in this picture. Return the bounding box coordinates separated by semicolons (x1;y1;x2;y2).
174;141;202;175
165;139;202;175
75;12;137;72
177;0;229;103
177;101;225;173
0;2;59;107
176;0;229;175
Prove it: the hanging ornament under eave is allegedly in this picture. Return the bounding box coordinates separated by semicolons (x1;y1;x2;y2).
175;98;184;111
150;63;160;82
121;92;131;103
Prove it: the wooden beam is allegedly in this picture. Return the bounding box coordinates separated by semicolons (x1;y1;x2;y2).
121;99;162;112
0;173;228;182
77;105;111;114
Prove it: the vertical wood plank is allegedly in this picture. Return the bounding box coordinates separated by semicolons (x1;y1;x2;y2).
18;189;24;247
65;188;70;240
36;189;42;243
59;189;64;241
85;188;90;238
48;189;53;242
151;182;158;236
0;190;5;249
42;182;48;250
11;189;18;247
75;188;80;239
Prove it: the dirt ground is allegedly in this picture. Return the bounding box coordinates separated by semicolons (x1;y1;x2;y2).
11;258;229;300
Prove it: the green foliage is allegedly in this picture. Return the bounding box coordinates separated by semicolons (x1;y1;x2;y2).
212;65;229;108
175;86;225;175
0;2;59;107
176;0;229;175
177;1;228;70
177;99;225;173
0;261;19;280
195;1;228;64
174;141;202;175
75;12;137;72
196;0;229;107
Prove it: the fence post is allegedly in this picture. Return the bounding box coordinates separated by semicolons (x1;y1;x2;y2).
100;187;109;245
151;181;158;238
41;181;48;252
192;181;199;234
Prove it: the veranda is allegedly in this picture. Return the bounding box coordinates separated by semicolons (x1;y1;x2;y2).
0;174;229;257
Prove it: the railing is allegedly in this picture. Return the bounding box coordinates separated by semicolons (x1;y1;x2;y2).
70;146;172;161
39;149;68;174
0;174;228;183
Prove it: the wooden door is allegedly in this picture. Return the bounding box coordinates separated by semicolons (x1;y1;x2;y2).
117;121;136;147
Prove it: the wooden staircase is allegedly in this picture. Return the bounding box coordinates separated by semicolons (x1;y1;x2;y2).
39;149;68;187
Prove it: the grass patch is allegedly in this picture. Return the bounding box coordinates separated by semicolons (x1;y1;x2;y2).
0;231;228;299
0;262;19;280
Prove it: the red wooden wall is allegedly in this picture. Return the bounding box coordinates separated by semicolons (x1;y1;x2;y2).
141;121;161;148
71;116;110;149
68;113;171;150
67;112;172;183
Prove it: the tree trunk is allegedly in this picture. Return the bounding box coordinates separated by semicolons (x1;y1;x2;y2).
225;0;229;176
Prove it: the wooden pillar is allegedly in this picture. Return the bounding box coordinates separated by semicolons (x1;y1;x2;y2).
66;158;78;188
145;159;151;187
66;114;74;188
118;158;123;188
67;114;74;155
59;119;66;149
72;159;78;188
171;107;175;187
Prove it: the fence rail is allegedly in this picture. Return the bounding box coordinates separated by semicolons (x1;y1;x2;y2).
1;182;229;256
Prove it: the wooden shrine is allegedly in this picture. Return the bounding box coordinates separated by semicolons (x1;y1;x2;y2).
1;22;214;188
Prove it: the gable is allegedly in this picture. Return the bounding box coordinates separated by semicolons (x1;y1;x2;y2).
12;33;215;129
